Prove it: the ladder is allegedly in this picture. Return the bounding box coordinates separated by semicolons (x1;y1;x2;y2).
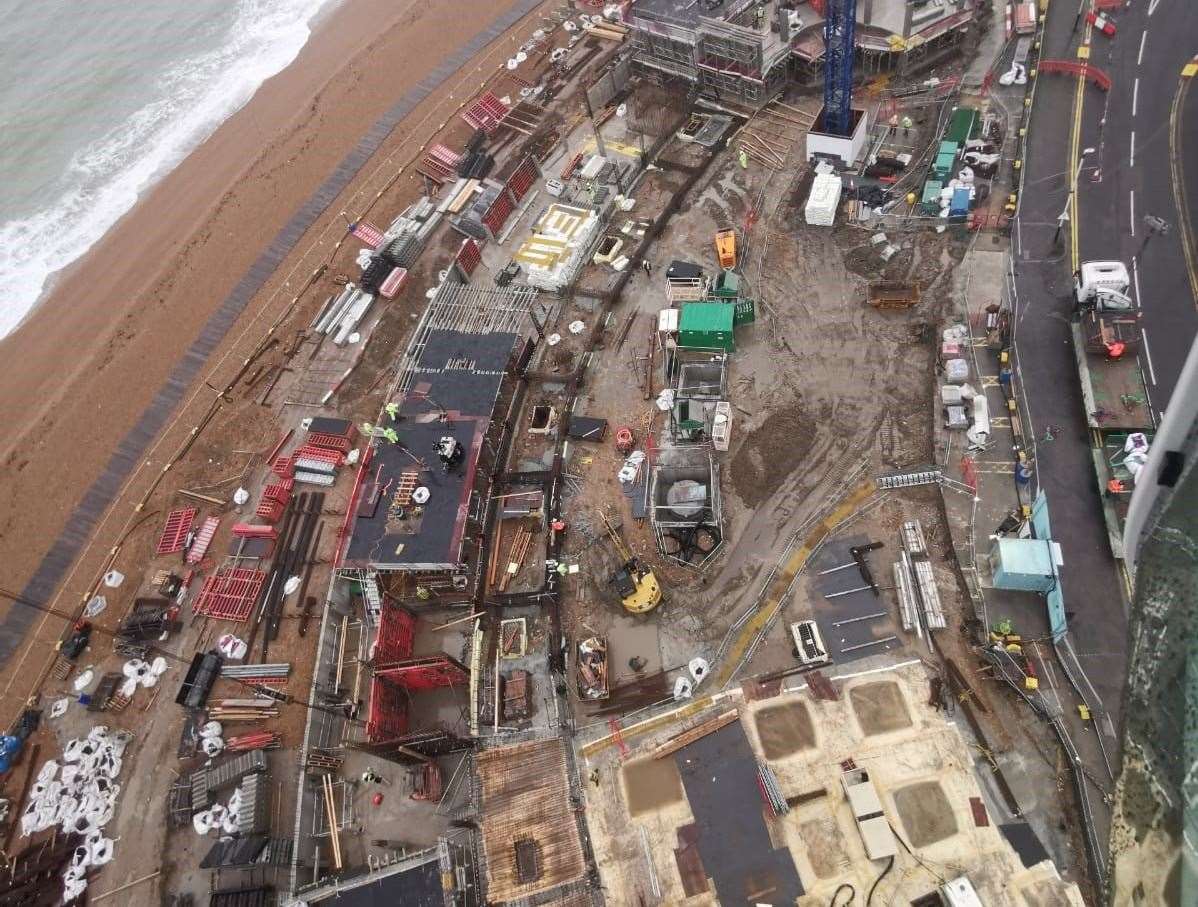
186;517;220;565
608;718;630;760
361;572;383;626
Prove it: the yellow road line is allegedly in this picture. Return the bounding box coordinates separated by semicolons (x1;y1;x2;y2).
1068;21;1094;272
1169;75;1198;309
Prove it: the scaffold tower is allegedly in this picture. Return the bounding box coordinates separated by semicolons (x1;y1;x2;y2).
822;0;856;135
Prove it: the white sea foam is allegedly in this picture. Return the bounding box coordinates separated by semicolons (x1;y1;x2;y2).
0;0;338;338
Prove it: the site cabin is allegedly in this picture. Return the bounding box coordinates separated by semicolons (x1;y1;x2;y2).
841;768;899;860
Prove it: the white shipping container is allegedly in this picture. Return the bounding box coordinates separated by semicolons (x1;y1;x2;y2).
805;173;842;226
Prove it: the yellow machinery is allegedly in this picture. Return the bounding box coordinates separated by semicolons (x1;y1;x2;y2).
599;512;662;614
715;228;737;270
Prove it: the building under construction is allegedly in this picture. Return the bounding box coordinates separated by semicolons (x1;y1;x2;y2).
626;0;978;109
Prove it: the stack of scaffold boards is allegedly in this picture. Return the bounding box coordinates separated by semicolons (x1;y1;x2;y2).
805;172;843;226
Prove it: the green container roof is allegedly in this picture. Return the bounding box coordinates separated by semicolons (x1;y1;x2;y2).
945;107;979;144
938;140;960;155
680;302;735;332
922;181;943;202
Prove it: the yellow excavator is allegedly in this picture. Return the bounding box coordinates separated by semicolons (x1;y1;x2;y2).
599;512;662;615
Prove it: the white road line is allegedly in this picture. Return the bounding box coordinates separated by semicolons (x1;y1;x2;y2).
1130;189;1136;235
1130;130;1136;167
1133;256;1142;306
1133;78;1139;117
1148;0;1162;16
1138;30;1147;66
1142;328;1158;385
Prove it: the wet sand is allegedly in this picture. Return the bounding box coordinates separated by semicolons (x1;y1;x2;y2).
0;0;548;699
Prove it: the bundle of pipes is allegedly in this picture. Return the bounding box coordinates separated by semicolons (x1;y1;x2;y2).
226;731;282;752
757;760;790;817
221;663;290;679
207;698;280;721
321;774;344;871
247;492;324;662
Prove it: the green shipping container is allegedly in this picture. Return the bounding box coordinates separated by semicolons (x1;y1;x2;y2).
921;180;943;213
938;140;960;158
679;302;736;351
945;107;979;144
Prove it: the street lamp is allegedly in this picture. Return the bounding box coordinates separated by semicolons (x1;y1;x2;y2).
1137;214;1172;257
1054;147;1096;245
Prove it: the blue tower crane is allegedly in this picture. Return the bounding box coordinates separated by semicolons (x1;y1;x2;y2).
822;0;857;137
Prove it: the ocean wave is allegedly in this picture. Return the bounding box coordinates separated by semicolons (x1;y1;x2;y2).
0;0;339;338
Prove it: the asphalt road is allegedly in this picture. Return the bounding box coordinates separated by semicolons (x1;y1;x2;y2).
1010;0;1197;882
1072;0;1198;413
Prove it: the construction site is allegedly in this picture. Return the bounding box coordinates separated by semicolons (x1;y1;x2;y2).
0;1;1116;906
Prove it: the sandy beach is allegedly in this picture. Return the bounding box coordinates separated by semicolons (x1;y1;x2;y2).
0;0;551;704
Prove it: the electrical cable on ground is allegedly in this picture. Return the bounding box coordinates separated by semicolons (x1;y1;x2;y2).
866;854;895;906
829;881;856;906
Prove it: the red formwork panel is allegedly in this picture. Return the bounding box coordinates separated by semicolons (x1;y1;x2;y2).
374;602;417;664
293;445;343;469
232;523;279;540
156;508;197;556
378;267;408;299
306;432;352;455
271;455;295;478
455;238;482;277
185;516;221;565
262;479;294;504
505;156;539;203
193;567;266;621
376;655;469;692
367;675;410;742
422;143;463;180
481;189;515;238
255;499;285;522
461;91;510;134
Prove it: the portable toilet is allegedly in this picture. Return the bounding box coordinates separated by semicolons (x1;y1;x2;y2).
678;302;736;351
949;187;972;217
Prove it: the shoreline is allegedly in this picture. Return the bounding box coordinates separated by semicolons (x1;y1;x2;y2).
0;0;547;652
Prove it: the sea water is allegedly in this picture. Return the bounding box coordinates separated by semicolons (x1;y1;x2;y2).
0;0;340;338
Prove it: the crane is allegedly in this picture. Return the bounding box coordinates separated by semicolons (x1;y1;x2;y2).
822;0;857;137
599;512;663;615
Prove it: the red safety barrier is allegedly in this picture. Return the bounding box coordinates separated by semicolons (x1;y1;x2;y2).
1036;59;1112;91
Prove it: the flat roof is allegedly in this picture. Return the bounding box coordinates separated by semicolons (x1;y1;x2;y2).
343;329;517;570
675;722;804;904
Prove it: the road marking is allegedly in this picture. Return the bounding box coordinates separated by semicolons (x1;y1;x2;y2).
1142;328;1158;385
1139;31;1148;67
1130;130;1136;167
1133;256;1142;306
1148;0;1163;16
1130;189;1136;235
1132;78;1139;117
1171;75;1198;310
